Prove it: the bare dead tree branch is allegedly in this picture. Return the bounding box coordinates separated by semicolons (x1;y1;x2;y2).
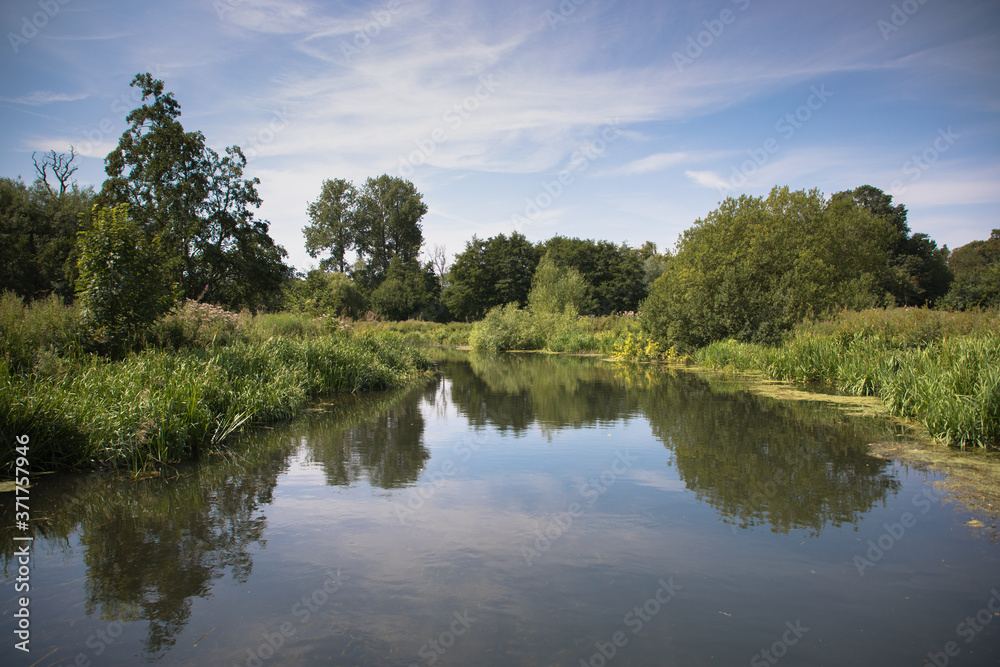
432;243;448;286
32;147;79;195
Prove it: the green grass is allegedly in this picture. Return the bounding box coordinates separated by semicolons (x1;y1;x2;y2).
1;330;430;473
0;293;430;473
694;308;1000;448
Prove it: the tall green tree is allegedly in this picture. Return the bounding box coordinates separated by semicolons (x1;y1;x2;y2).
942;230;1000;309
831;185;951;306
352;175;427;290
304;178;357;273
443;232;540;321
302;175;427;291
100;73;290;309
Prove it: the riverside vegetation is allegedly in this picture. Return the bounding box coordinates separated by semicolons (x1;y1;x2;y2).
0;294;429;473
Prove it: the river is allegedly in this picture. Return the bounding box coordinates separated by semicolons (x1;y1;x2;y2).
2;350;999;665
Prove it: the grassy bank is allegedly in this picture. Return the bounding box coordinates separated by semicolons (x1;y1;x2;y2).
693;308;1000;448
1;294;430;473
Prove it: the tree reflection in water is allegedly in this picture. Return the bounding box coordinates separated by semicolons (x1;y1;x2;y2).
446;351;900;536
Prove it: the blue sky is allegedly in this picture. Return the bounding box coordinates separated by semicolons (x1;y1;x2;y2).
2;0;998;271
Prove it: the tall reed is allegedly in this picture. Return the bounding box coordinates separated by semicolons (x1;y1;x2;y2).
1;330;430;473
695;309;1000;448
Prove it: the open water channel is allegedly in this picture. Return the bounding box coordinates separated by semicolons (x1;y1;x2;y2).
2;350;999;665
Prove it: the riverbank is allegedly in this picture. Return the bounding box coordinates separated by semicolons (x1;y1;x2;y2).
1;295;431;474
692;308;999;449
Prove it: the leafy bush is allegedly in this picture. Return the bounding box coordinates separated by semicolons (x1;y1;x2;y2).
469;304;543;352
641;187;894;351
76;204;179;353
528;253;595;315
288;270;366;319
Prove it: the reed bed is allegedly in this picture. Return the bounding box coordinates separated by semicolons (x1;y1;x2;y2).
1;293;430;472
695;309;1000;448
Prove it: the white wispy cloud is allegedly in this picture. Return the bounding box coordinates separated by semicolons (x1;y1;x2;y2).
0;91;88;106
684;170;729;191
613;152;691;175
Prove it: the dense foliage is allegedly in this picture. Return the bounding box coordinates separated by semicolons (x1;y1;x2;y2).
943;229;1000;309
283;269;367;319
0;175;94;301
540;236;647;314
528;252;594;316
641;186;896;350
304;175;428;291
831;185;952;306
443;232;541;321
76;204;179;353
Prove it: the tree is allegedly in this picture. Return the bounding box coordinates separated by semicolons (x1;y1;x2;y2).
541;237;647;314
942;230;1000;309
528;252;595;315
76;204;178;352
304;178;357;273
100;73;289;309
831;185;951;306
443;232;540;321
641;187;894;350
302;175;427;291
352;175;427;290
0;168;95;301
369;258;440;321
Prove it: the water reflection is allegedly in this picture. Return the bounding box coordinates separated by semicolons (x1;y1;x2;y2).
447;352;899;535
1;439;292;658
639;371;900;535
449;352;643;432
297;388;431;488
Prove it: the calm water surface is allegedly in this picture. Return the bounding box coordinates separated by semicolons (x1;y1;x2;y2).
2;351;999;666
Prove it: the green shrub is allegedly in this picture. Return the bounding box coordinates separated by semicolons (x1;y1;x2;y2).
289;270;366;319
76;204;179;353
469;304;543;352
528;253;595;315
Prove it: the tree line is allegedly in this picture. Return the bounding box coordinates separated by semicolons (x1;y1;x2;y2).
2;74;998;349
